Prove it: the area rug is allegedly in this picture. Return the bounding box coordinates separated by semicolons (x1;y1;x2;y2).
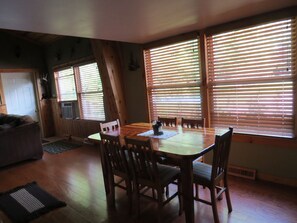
0;182;66;223
43;140;82;154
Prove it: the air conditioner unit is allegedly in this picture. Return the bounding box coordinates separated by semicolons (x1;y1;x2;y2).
61;101;78;119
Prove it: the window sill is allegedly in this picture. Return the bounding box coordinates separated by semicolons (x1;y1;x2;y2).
62;118;103;123
232;133;297;149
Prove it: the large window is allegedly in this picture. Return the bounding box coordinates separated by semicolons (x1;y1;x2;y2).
206;18;296;138
144;38;202;122
144;16;296;139
55;62;105;121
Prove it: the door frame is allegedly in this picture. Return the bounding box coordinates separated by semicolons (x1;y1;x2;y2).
0;68;44;136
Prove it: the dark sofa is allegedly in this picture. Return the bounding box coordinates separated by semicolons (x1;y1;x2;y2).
0;113;43;167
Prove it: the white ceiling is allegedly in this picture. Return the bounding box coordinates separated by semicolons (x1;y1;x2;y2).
0;0;296;44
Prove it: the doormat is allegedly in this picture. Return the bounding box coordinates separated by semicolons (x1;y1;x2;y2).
0;182;66;223
43;140;82;154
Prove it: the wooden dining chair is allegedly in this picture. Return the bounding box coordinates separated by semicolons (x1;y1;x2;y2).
100;119;120;132
181;117;206;195
124;136;182;222
156;117;181;166
100;133;133;213
157;117;177;127
192;127;233;223
181;117;205;129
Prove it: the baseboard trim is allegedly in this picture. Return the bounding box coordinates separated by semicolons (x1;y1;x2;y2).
257;173;297;188
228;165;256;180
68;136;87;143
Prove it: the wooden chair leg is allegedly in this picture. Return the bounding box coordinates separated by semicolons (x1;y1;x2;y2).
217;180;223;200
152;188;156;199
224;177;232;212
100;146;110;195
157;189;163;223
109;176;116;209
210;187;220;223
166;185;169;198
126;180;133;214
178;180;183;215
195;183;199;199
135;183;141;219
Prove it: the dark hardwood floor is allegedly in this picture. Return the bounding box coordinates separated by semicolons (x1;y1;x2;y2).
0;144;296;223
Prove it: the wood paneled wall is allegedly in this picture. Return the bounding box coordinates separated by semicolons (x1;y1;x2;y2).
50;99;100;138
91;40;128;124
0;74;6;114
0;105;6;113
39;99;54;137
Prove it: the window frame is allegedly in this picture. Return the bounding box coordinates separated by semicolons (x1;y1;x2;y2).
201;10;297;144
143;33;204;123
54;61;105;121
206;18;295;138
54;66;78;102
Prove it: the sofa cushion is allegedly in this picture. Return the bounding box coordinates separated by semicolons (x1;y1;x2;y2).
0;114;34;126
0;124;13;131
19;115;34;124
0;114;20;125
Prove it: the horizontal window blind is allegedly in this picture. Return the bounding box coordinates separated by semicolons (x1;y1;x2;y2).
207;18;296;138
55;67;77;101
144;39;202;121
77;63;105;121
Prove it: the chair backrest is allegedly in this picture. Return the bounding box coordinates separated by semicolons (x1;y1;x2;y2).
158;117;177;127
100;119;120;132
211;127;233;181
100;133;129;177
181;118;205;128
124;137;158;183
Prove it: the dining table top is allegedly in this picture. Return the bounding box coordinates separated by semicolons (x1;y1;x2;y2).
88;122;229;159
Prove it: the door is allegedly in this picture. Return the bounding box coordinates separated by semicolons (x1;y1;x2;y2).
1;72;39;121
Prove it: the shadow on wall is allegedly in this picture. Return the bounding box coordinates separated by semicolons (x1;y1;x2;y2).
119;42;149;123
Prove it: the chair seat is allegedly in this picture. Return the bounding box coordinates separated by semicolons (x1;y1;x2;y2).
157;164;180;186
193;162;212;184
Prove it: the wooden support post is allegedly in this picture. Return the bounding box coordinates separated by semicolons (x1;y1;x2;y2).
91;40;127;124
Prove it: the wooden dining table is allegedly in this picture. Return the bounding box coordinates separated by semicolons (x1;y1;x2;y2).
88;122;229;223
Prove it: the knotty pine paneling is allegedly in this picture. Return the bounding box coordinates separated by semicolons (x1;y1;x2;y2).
39;99;54;137
0;74;6;113
50;99;100;138
0;105;6;114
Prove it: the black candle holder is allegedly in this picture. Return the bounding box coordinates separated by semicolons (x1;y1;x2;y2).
152;121;163;135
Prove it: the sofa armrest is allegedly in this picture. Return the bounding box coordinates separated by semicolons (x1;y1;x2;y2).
0;122;43;167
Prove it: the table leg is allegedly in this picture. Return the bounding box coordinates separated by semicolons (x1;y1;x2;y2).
99;143;110;195
180;157;194;223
